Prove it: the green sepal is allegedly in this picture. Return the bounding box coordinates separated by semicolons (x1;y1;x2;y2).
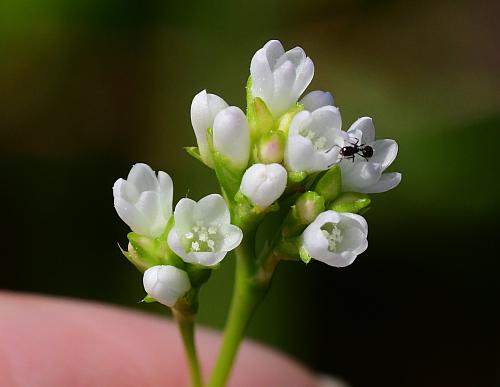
246;77;275;140
314;165;342;202
233;190;267;230
299;246;312;264
328;192;371;214
127;231;183;269
184;146;208;166
140;295;157;303
118;243;148;273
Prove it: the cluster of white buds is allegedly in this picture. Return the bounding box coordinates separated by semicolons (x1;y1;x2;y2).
112;38;402;309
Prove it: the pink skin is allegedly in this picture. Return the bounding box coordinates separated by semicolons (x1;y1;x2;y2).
0;292;318;387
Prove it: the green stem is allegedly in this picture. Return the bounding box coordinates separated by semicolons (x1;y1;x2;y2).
174;311;203;387
207;234;270;387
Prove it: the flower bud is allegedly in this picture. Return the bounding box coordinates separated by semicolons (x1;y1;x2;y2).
191;90;228;167
250;40;314;118
295;191;326;224
240;163;287;209
143;265;191;307
257;131;285;164
328;192;371;214
113;163;173;238
314;165;342;202
282;191;325;237
299;90;334;111
213;106;250;170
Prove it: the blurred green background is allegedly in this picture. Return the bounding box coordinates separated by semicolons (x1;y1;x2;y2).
1;0;499;386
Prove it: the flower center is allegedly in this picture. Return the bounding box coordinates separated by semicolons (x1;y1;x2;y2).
321;222;343;252
299;127;328;151
183;220;219;252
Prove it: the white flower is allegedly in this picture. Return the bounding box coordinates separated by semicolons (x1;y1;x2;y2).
240;163;288;208
302;210;368;267
213;106;250;169
113;163;173;238
340;117;401;193
167;194;243;266
284;106;344;173
191;90;228;167
143;265;191;307
299;90;333;111
250;40;314;118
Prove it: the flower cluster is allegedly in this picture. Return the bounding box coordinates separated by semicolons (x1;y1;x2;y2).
112;39;401;311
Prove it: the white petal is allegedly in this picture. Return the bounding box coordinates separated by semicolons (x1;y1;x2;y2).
278;46;306;68
285;135;316;172
113;178;126;200
310;106;342;134
114;197;151;236
135;191;165;237
337;227;368;255
348;117;375;144
135;191;161;221
364;172;401;193
288;110;312;136
173;198;197;235
190;90;228;167
292;57;314;99
167;230;189;261
370;139;398;171
158;171;173;219
300;90;334;111
213;106;250;169
323;251;358;268
185;251;227;266
302;221;330;258
250;48;274;102
193;194;230;225
218;224;243;251
341;162;383;191
314;210;342;225
127;163;158;193
271;60;297;116
262;40;285;69
143;265;190;307
240;163;266;199
339;212;368;236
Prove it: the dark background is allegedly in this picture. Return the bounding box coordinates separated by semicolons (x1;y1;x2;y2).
1;1;499;386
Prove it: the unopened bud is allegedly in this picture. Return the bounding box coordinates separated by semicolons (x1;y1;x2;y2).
240;163;287;209
328;192;371;214
258;132;285;164
143;265;191;307
314;165;342;202
282;191;325;237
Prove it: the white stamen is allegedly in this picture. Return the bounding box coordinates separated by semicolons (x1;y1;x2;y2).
191;241;200;251
321;223;343;252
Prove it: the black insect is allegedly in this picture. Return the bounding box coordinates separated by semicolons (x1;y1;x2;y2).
339;137;374;162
